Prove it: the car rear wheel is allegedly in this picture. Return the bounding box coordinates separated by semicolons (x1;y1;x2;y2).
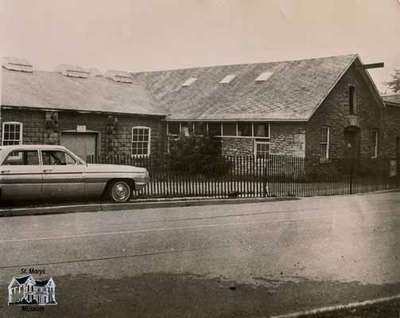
108;180;131;203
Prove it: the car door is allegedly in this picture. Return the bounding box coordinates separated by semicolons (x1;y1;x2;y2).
41;149;85;200
0;149;43;201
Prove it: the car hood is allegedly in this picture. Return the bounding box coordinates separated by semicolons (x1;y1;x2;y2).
86;164;147;173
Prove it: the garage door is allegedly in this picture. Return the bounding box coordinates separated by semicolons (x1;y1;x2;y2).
60;132;97;161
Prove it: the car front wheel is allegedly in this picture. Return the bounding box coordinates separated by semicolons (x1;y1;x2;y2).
108;180;131;203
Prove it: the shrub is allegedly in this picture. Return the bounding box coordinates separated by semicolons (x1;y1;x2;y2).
167;135;231;176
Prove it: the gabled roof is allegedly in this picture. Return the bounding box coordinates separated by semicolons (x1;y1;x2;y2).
382;94;400;106
15;275;32;284
131;54;358;121
1;68;165;116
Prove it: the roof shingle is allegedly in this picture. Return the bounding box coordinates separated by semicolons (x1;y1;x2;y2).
131;54;358;121
1;68;165;116
383;94;400;106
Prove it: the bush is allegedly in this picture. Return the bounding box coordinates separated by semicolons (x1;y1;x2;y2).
167;135;231;176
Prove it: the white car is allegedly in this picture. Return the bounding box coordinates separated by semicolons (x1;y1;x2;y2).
0;145;149;203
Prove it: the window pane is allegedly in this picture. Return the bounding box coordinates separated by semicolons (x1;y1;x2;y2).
194;122;207;135
181;126;190;137
42;151;69;165
2;123;22;146
320;127;328;143
371;129;379;157
222;122;236;136
3;150;38;165
256;142;269;157
208;122;221;136
3;151;23;165
132;127;151;156
320;144;328;159
349;86;357;114
65;153;76;165
168;122;180;135
254;123;268;137
238;122;252;136
26;151;39;165
181;122;193;136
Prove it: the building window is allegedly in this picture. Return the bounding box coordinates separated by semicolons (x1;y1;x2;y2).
222;122;236;136
254;123;269;138
194;122;207;135
371;129;379;158
320;127;330;161
167;122;180;136
237;122;252;136
255;140;270;157
131;127;151;156
349;86;357;115
180;122;193;137
2;122;23;146
207;122;221;137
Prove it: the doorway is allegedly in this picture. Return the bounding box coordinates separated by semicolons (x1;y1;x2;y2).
60;132;98;161
344;127;361;160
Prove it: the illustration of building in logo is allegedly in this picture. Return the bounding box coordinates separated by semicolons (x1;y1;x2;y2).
8;274;57;306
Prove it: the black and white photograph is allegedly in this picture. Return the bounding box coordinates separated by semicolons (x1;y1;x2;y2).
1;0;400;317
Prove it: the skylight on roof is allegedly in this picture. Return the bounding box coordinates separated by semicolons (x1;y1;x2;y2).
182;77;197;87
255;71;273;82
105;70;133;83
57;65;90;78
63;70;90;78
219;74;236;84
3;57;33;73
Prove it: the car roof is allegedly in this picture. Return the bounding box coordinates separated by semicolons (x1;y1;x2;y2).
0;144;68;151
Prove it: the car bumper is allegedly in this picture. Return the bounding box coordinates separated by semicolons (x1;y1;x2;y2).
134;181;148;191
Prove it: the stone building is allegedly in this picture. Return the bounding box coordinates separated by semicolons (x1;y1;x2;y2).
382;94;400;160
1;55;399;172
132;54;388;169
1;58;166;160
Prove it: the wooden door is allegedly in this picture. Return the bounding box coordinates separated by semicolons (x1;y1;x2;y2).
61;132;97;161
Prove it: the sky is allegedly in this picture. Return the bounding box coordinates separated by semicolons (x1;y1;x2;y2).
1;0;400;93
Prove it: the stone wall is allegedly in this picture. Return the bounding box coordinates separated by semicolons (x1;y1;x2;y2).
0;107;166;157
306;62;385;165
270;123;306;157
383;105;400;159
221;137;254;156
1;108;46;144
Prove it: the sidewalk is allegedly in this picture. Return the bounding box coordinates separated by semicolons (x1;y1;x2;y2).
0;196;298;217
272;295;400;317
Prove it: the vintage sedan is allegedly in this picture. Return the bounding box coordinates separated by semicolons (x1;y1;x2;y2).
0;145;149;203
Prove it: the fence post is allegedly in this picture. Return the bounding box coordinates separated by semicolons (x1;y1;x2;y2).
397;144;400;188
262;156;268;197
349;158;354;195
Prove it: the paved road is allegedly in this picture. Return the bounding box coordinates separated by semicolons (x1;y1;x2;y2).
1;192;400;317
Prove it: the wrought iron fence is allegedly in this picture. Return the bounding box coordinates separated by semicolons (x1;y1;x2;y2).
86;154;399;199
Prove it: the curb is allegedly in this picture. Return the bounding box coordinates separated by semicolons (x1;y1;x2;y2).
270;293;400;318
0;197;299;217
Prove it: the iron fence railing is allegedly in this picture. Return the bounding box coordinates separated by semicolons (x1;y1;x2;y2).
86;154;399;199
